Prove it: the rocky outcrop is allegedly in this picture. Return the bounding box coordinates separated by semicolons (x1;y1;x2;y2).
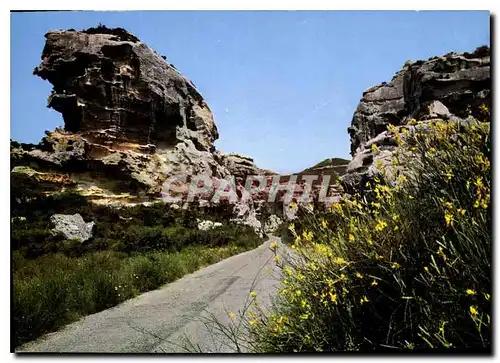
11;26;256;205
50;213;95;242
11;127;229;205
34;25;217;152
215;153;270;181
11;165;76;191
342;46;490;193
11;25;282;235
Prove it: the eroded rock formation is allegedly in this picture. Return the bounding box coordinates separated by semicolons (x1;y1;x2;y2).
11;25;286;235
342;46;491;193
14;26;486;227
34;26;217;152
11;26;266;207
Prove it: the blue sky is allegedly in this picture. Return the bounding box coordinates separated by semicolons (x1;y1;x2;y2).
11;11;490;173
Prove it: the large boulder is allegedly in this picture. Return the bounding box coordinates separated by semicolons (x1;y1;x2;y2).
50;213;95;242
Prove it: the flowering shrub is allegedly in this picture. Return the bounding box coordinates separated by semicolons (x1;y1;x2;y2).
249;110;491;352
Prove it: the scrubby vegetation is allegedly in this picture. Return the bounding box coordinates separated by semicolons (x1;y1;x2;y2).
12;192;263;348
13;245;251;348
11;194;256;258
244;110;491;352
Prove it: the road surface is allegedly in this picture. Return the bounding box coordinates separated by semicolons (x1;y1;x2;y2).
17;238;289;353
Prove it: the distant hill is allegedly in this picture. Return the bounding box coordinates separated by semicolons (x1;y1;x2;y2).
301;157;350;177
274;157;350;186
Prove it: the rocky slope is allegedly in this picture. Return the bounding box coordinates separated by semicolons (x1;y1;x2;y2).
342;45;490;193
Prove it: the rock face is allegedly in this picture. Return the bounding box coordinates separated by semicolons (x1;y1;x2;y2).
342;46;490;193
11;26;281;235
11;26;259;206
215;153;270;180
34;25;217;152
50;213;95;242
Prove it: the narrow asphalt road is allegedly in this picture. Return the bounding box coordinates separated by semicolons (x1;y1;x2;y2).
17;237;289;353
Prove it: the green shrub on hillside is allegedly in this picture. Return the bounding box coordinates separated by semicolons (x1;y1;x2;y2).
248;112;491;352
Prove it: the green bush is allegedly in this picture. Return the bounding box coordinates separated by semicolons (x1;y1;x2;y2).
249;114;491;352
